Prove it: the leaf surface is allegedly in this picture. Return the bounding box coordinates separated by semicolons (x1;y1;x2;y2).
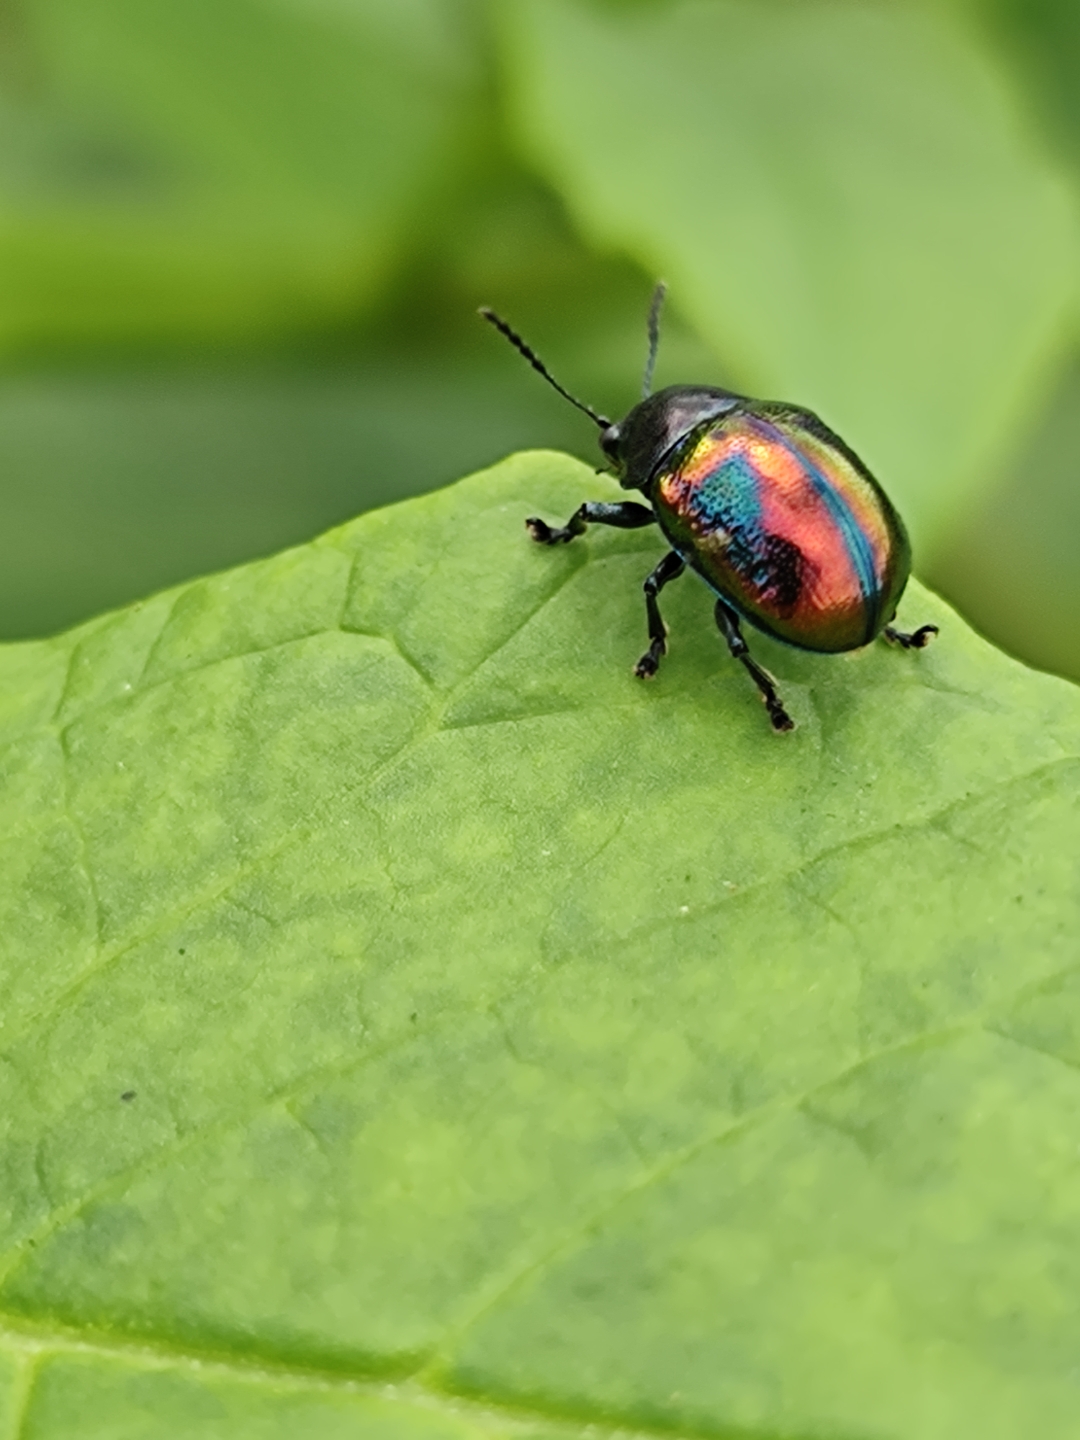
501;0;1080;547
2;452;1080;1438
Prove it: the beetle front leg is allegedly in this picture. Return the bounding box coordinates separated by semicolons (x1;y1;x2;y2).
634;550;686;678
714;598;794;733
883;623;938;649
526;500;656;545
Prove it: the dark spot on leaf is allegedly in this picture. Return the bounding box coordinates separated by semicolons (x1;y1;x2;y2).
121;1091;136;1102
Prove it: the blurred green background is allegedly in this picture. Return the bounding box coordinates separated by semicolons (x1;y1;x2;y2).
1;0;1078;682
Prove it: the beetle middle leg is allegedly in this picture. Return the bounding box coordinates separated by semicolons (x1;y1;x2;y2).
714;598;794;732
634;550;686;678
526;500;656;545
883;623;938;649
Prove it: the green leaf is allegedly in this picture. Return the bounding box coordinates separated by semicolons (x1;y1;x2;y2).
2;451;1080;1438
500;0;1080;547
927;350;1080;685
0;0;477;351
984;0;1080;173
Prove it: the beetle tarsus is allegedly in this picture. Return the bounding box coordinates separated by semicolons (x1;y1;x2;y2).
751;660;794;732
634;639;664;678
884;623;938;650
767;699;796;732
526;516;573;545
715;598;795;733
527;500;656;548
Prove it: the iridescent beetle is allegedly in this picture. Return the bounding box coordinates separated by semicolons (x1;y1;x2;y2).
480;286;936;732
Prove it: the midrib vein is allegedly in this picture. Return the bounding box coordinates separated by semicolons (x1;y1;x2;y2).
0;1318;684;1440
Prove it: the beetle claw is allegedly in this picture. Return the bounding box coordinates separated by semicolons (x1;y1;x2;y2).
525;516;556;544
634;640;664;678
884;623;939;650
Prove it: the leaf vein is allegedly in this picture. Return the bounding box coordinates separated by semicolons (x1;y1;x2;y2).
1;1352;38;1440
0;1318;786;1440
417;1023;1009;1373
56;729;102;956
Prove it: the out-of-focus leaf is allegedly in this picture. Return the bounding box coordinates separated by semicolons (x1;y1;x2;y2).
927;352;1080;683
0;165;722;642
0;359;593;640
2;452;1080;1437
983;0;1080;171
500;0;1079;548
0;0;478;351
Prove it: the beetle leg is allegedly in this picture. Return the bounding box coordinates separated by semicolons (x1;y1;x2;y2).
714;599;795;733
634;551;686;678
526;500;655;545
883;623;938;649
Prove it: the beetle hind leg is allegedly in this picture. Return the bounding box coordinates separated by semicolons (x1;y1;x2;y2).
883;623;938;649
714;598;794;733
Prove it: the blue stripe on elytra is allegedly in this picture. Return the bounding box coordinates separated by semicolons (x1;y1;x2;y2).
745;414;877;609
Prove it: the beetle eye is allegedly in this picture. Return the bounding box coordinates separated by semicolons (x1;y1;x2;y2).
600;424;621;463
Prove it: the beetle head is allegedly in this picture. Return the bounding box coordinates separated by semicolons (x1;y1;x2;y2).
604;386;743;491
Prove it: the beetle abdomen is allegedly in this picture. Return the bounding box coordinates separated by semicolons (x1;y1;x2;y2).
653;407;910;652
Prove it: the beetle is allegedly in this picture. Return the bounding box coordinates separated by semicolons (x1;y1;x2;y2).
480;285;936;732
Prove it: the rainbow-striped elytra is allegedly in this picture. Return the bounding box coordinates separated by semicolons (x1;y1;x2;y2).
652;404;910;654
480;286;936;733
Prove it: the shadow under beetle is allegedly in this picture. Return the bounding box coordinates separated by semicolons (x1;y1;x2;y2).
480;286;936;732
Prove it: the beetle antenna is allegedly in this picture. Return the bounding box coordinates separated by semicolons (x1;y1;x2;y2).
642;281;666;398
479;307;611;430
